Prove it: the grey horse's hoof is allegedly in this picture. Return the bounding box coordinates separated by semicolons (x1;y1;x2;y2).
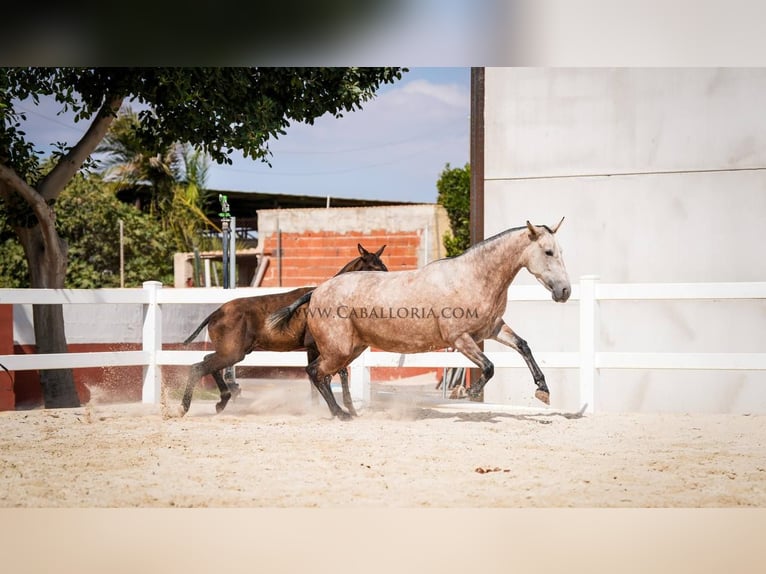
534;389;550;405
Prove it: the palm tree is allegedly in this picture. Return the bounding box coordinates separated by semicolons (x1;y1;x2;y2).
169;142;218;250
96;107;218;252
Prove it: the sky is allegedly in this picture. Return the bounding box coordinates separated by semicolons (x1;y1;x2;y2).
15;67;471;205
206;67;470;203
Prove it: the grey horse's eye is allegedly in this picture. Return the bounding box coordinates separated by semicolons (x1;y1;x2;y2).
545;249;554;256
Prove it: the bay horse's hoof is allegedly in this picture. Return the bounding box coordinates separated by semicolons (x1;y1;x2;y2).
335;410;353;421
534;389;550;405
215;397;229;415
229;383;242;402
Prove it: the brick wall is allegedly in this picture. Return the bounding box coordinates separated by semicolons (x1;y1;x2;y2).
259;229;421;287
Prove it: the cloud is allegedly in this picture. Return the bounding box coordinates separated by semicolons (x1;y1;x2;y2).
398;79;469;109
206;74;470;202
268;76;470;153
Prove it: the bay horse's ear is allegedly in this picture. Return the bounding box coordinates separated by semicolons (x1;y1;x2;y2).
375;245;386;257
551;216;565;234
358;243;368;256
526;220;538;240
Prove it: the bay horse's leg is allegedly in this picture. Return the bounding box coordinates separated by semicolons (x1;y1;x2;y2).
181;362;205;414
490;321;550;405
181;352;241;415
211;369;234;414
338;367;358;417
223;368;241;403
451;333;495;400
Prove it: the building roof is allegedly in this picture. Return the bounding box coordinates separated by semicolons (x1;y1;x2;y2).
204;189;416;234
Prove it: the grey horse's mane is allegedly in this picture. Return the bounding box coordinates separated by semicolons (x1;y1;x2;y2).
454;223;552;260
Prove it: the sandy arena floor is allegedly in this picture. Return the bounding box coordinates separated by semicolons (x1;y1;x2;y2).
1;378;765;508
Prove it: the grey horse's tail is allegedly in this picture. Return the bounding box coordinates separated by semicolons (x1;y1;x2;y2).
182;314;213;345
266;291;313;332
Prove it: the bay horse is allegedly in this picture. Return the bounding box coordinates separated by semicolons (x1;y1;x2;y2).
180;243;387;416
268;220;570;419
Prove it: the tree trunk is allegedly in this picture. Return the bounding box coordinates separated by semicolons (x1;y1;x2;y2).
18;224;80;409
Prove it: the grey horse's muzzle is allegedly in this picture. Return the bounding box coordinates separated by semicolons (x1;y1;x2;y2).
552;284;571;303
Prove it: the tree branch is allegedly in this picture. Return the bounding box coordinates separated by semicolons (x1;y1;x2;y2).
0;165;50;221
37;94;124;201
0;163;61;255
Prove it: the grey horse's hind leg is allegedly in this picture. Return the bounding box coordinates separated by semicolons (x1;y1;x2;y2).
305;344;323;407
490;321;550;404
306;334;357;415
306;360;352;421
338;367;358;416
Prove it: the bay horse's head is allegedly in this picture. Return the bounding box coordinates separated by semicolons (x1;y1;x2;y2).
524;218;571;302
335;244;388;275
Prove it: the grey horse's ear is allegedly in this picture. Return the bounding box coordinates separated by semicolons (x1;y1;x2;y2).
375;245;386;257
526;220;538;239
551;216;565;234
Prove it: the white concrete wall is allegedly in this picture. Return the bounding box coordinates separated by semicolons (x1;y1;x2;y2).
482;68;766;413
13;303;217;346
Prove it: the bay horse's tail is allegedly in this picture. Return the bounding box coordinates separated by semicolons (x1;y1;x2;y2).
267;290;313;332
183;314;213;345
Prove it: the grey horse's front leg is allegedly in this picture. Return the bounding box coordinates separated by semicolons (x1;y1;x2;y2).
451;333;495;399
490;321;550;405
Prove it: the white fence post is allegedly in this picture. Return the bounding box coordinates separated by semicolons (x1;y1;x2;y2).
142;281;163;404
579;275;599;413
349;348;371;407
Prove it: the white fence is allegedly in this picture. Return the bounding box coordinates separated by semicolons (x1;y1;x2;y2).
1;278;765;413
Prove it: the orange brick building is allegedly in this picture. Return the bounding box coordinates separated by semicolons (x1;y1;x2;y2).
256;204;450;287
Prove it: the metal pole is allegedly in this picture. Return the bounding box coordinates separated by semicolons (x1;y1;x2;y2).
221;194;230;290
119;219;125;288
219;195;238;392
229;216;236;288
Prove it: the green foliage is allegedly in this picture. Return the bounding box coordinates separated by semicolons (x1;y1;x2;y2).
0;217;28;287
436;163;471;257
0;173;179;287
96;108;218;254
55;173;177;287
1;67;405;176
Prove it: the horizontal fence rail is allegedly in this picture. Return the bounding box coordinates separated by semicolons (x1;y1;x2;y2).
1;278;765;412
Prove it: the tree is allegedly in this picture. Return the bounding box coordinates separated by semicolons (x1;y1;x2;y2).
436;163;470;257
0;167;177;288
55;173;177;288
0;67;405;408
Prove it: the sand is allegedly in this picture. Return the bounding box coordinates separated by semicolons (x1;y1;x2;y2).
1;379;765;508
